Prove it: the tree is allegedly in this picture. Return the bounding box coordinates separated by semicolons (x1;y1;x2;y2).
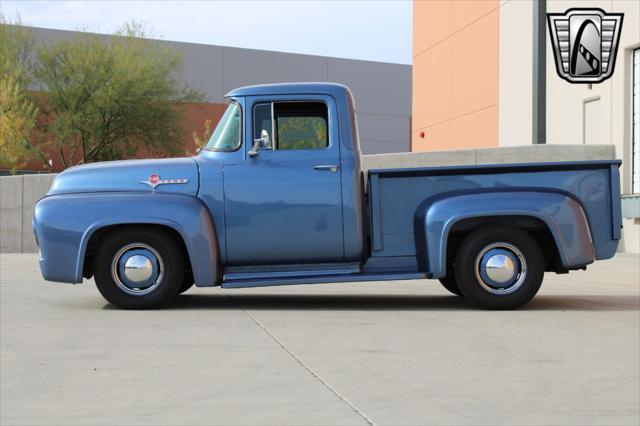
32;22;203;168
0;16;38;174
0;76;39;173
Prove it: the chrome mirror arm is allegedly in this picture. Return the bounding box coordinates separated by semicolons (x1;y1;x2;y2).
249;129;270;157
249;139;261;157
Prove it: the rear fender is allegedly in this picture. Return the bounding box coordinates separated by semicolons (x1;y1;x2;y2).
33;192;219;286
414;191;595;279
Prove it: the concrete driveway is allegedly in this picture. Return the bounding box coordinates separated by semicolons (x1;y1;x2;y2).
1;253;639;426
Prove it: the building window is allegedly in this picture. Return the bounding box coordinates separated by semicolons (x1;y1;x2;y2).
633;48;640;193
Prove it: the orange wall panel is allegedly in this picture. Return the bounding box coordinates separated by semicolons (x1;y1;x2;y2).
412;121;451;153
450;105;498;150
413;0;451;57
451;0;499;33
412;0;500;152
412;39;451;130
450;8;499;117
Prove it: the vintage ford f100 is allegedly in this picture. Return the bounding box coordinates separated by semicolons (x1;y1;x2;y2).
33;83;623;309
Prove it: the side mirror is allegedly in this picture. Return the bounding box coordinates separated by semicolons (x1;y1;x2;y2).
249;129;270;157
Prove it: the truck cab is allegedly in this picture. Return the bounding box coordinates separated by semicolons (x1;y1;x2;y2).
33;83;623;310
197;83;365;267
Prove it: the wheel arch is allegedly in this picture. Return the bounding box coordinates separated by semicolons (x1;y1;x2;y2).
77;213;219;287
34;192;220;286
82;223;190;280
415;190;595;279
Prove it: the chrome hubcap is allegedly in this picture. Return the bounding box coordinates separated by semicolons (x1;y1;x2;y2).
485;253;517;284
475;242;527;295
111;243;164;296
123;255;153;283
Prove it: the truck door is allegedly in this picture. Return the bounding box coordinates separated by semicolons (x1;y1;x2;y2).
223;95;344;265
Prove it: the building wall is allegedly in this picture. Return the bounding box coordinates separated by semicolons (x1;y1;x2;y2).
496;0;639;195
545;0;639;195
412;0;500;152
413;0;640;253
498;0;534;147
12;26;411;172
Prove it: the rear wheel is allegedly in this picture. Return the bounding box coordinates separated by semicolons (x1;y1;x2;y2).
454;226;544;310
93;228;184;309
178;271;195;294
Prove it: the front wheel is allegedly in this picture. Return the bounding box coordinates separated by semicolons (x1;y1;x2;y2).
454;227;544;310
93;228;185;309
438;272;462;296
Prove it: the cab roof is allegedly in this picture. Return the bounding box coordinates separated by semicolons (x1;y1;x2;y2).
225;82;350;98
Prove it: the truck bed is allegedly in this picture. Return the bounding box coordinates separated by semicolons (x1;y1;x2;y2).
367;159;622;263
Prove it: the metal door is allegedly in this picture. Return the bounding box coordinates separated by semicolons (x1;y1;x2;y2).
223;94;344;265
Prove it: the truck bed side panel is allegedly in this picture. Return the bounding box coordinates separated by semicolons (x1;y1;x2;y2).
368;161;621;263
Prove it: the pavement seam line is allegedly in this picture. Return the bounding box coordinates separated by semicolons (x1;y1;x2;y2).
223;291;375;426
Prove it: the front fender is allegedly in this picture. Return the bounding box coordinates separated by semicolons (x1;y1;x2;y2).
415;191;595;279
33;192;219;286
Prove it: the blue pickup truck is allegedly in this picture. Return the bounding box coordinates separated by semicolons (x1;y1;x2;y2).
33;83;622;310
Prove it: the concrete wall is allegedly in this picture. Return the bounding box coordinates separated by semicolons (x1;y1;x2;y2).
3;144;634;253
0;174;56;253
27;27;412;155
363;143;616;171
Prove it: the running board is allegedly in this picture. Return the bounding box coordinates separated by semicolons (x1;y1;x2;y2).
222;271;428;289
223;263;360;282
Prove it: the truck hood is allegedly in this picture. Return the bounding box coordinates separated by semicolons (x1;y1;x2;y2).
48;158;199;196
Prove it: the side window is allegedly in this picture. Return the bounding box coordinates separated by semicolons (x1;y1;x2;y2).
274;102;328;150
252;101;328;151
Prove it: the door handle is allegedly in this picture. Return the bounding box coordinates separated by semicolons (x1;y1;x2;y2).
314;164;340;173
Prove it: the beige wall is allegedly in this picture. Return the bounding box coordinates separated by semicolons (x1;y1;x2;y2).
545;0;639;195
497;0;639;194
498;0;533;147
414;0;639;253
412;0;500;152
498;0;640;253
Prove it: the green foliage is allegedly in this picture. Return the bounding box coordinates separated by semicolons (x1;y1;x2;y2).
1;18;204;171
32;21;203;167
0;16;38;174
277;116;327;150
0;75;39;173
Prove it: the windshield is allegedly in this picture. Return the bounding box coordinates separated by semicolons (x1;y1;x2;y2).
205;102;242;151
